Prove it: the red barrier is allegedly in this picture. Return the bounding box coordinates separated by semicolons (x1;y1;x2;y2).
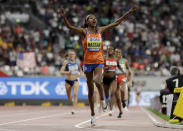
0;70;9;77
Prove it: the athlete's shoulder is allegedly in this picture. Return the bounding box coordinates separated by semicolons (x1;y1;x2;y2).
97;27;101;32
120;57;124;62
80;28;87;39
83;28;87;33
124;58;129;63
97;27;104;34
76;58;80;64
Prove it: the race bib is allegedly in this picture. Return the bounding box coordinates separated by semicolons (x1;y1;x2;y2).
87;37;102;51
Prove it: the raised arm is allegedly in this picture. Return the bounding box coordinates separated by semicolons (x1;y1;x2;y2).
99;6;136;34
60;8;85;36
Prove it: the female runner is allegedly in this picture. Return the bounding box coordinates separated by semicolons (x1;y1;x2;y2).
60;6;136;126
60;50;82;114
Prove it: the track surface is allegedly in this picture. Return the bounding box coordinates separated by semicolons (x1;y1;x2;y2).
0;106;181;131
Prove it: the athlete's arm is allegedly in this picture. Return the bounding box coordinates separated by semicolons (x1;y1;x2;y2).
117;60;125;74
60;60;71;75
77;59;84;76
60;8;85;36
99;6;136;34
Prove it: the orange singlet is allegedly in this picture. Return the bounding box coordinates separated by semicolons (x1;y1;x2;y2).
82;28;104;65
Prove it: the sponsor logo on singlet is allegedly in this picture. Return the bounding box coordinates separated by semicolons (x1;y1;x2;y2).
106;61;117;66
68;64;78;72
87;37;102;51
105;59;117;72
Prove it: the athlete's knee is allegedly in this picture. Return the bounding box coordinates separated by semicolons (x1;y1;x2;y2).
73;93;77;99
88;91;94;98
93;74;102;84
116;97;121;103
86;78;93;86
94;78;102;86
88;87;94;97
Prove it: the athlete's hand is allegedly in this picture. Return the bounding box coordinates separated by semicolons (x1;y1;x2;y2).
130;6;137;12
60;8;66;17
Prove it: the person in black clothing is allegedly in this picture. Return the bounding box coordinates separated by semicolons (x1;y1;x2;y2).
165;66;183;122
159;87;171;115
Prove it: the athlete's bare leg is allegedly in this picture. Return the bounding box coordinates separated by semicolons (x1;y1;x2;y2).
93;67;104;101
85;72;95;116
104;84;110;99
72;81;79;110
120;82;125;101
65;82;72;100
109;80;117;111
115;87;123;118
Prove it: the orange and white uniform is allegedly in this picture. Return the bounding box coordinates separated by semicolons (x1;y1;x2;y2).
82;28;104;72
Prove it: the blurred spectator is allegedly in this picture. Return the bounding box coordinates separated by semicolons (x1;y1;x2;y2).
0;0;183;76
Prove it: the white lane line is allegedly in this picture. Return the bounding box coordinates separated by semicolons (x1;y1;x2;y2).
75;112;118;131
0;110;63;118
0;129;17;131
12;124;66;126
141;107;183;129
140;107;162;125
0;110;28;115
0;112;70;126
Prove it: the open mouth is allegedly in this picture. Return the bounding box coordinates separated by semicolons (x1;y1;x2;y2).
93;21;96;24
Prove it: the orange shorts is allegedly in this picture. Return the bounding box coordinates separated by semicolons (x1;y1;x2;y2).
117;75;125;86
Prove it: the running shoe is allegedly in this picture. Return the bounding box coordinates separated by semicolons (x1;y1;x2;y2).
124;106;129;112
102;100;107;112
122;101;126;108
108;110;113;116
91;116;96;126
169;119;179;123
71;109;75;115
117;112;123;118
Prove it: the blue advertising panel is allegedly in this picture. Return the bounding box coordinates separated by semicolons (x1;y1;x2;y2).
0;77;88;99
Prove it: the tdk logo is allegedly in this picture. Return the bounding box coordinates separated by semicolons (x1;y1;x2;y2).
0;81;49;95
55;82;66;95
0;82;8;95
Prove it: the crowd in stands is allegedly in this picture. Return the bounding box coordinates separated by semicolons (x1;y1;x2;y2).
0;0;183;76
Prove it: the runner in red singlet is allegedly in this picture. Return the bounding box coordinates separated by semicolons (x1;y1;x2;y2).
103;45;124;118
